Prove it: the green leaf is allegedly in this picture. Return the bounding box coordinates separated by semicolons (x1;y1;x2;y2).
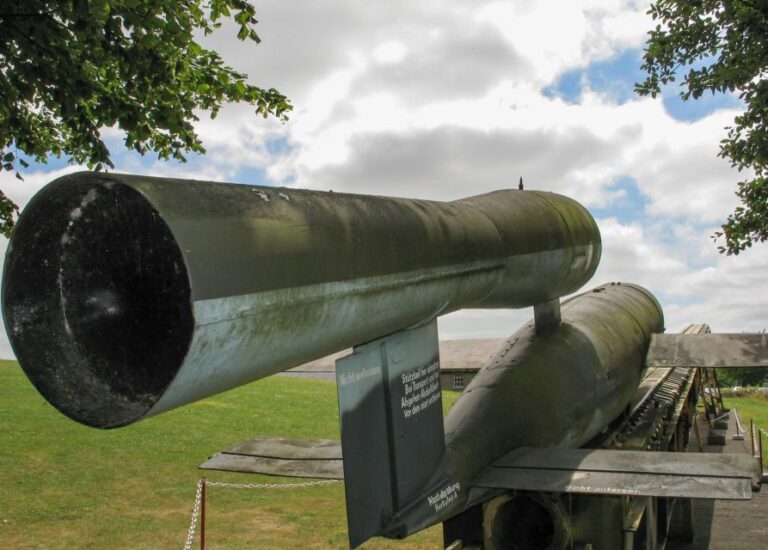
639;0;768;254
0;0;291;194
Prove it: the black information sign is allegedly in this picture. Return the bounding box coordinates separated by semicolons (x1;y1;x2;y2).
336;319;445;547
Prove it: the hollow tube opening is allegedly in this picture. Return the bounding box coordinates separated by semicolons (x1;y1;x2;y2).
3;174;194;428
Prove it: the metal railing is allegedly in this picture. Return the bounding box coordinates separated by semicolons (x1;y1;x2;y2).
759;427;768;483
183;477;341;549
732;407;745;440
749;419;768;484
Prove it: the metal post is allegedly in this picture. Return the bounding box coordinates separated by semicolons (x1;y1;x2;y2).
623;530;634;550
698;374;714;431
201;477;206;550
692;416;703;452
711;369;726;412
732;408;744;440
760;429;768;483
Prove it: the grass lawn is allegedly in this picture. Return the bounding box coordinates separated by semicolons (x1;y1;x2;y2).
723;395;768;468
0;360;460;549
7;356;766;550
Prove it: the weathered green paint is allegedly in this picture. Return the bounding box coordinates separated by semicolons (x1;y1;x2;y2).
201;436;344;479
2;171;600;428
647;333;768;368
445;283;663;468
381;283;664;539
474;448;753;499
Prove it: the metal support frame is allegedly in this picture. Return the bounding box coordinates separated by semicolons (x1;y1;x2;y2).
732;408;745;441
710;370;726;412
750;419;767;485
696;368;728;446
760;429;765;482
533;299;561;336
697;372;714;432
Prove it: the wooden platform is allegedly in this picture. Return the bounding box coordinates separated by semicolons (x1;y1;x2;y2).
200;436;344;479
668;411;768;549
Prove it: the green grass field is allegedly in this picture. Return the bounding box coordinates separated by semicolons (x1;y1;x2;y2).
5;358;768;549
723;395;768;468
0;360;459;549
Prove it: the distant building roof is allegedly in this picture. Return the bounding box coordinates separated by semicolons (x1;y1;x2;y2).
439;339;504;371
288;338;504;374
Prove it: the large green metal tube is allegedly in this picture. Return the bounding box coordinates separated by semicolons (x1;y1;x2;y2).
445;283;663;466
3;172;600;428
385;282;664;538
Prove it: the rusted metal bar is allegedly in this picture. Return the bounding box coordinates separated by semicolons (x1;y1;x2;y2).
711;369;726;412
705;370;721;418
692;417;704;452
698;375;715;432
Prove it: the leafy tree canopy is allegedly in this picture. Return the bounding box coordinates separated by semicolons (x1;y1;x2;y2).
716;367;768;387
636;0;768;255
0;0;291;236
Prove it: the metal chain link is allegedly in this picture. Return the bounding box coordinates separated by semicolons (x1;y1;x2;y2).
182;478;204;550
182;478;339;548
206;479;340;490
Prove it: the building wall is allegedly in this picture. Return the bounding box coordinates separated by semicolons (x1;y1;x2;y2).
441;371;477;392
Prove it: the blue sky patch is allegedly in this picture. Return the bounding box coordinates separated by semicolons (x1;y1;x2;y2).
656;53;743;120
592;177;646;224
230;165;271;186
661;91;742;122
265;136;292;156
544;48;743;122
543;49;646;105
11;134;288;188
543;70;583;103
12;149;72;172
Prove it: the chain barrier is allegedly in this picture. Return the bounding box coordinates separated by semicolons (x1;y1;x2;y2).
183;478;204;550
182;478;340;548
206;479;340;490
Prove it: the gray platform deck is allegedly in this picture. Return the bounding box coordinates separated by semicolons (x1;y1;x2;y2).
668;411;768;549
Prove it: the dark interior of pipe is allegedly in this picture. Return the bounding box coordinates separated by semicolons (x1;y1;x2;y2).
3;175;193;428
490;495;556;550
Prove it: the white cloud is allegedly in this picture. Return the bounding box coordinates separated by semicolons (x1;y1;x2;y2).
2;0;766;359
590;216;768;333
0;164;84;208
476;0;651;84
373;41;408;65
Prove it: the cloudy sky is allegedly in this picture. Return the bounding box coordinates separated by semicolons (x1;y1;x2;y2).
1;0;766;358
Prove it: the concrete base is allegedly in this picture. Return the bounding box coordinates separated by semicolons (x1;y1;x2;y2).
706;433;726;446
714;420;729;431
